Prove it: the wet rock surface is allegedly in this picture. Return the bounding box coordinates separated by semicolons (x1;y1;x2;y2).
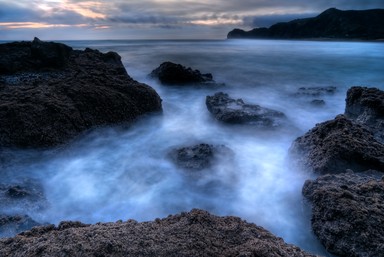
295;86;337;97
303;171;384;257
149;61;215;85
290;115;384;174
206;92;287;127
0;209;317;257
0;38;162;148
169;143;233;171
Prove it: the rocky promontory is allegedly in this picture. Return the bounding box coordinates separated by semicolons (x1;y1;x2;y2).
0;209;317;257
0;38;162;148
228;8;384;40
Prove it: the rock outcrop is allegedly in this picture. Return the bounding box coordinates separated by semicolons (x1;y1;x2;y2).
149;61;215;85
206;92;287;127
303;171;384;257
0;38;162;148
0;209;317;257
290;115;384;174
345;86;384;143
0;215;40;238
169;143;233;171
290;86;384;174
228;8;384;40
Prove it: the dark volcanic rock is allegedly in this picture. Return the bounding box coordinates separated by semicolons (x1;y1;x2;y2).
0;209;316;257
228;8;384;40
169;143;233;171
149;61;214;85
303;171;384;257
345;86;384;143
290;115;384;174
310;99;326;107
206;92;287;127
0;38;162;148
0;215;40;238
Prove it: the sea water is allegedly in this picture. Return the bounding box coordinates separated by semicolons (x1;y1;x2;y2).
1;39;384;255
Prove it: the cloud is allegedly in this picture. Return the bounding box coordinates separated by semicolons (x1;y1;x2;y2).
1;0;384;39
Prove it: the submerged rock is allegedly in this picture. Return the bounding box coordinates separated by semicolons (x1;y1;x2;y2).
0;215;40;238
295;86;337;97
206;92;287;127
149;61;215;85
0;209;316;257
303;171;384;257
169;143;233;171
345;86;384;143
0;38;162;148
290;115;384;174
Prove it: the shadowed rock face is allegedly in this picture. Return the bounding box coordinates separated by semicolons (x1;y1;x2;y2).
0;215;40;238
149;61;214;85
228;8;384;40
0;209;317;257
303;171;384;257
0;38;162;148
206;92;287;128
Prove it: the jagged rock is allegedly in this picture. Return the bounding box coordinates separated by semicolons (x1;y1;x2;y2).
345;86;384;143
169;143;233;171
0;38;162;148
290;115;384;174
0;209;317;257
0;215;40;238
149;61;214;85
310;99;326;106
206;92;287;127
228;8;384;40
303;171;384;257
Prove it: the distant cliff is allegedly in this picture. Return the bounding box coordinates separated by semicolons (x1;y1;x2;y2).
227;8;384;40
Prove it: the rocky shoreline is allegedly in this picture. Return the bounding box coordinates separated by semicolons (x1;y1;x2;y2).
1;39;383;257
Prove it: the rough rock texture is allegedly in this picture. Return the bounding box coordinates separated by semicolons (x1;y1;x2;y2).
290;115;384;174
0;209;317;257
0;215;40;238
206;92;287;127
169;143;233;171
149;61;214;85
303;171;384;257
228;8;384;40
345;86;384;143
0;38;162;148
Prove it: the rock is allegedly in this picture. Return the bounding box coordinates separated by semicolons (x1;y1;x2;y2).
0;215;41;238
0;38;162;148
228;8;384;40
0;180;48;213
345;86;384;143
149;61;214;85
169;143;233;171
206;92;287;127
290;115;384;174
295;86;336;97
0;209;316;257
302;171;384;257
309;99;325;106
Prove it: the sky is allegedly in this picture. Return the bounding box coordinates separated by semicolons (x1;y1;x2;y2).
1;0;384;40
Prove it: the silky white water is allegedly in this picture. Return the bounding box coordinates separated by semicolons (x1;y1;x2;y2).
1;39;384;255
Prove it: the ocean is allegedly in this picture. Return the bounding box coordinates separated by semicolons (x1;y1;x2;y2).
2;39;384;255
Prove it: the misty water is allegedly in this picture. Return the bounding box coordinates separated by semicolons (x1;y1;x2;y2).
1;39;384;255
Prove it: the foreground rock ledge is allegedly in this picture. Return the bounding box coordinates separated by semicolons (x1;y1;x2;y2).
303;171;384;257
0;38;162;148
0;209;317;257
